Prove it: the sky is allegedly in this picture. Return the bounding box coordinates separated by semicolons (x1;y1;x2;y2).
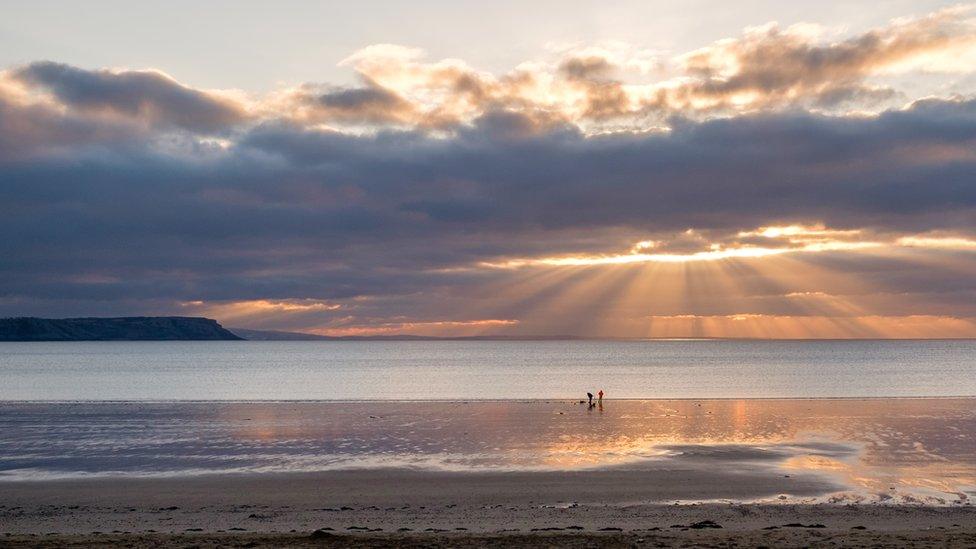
2;1;976;338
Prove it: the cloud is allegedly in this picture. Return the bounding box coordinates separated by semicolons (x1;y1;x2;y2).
265;6;976;131
285;83;420;126
4;6;972;141
11;62;248;133
2;5;976;336
559;55;617;81
0;93;139;161
307;318;519;337
178;299;342;330
2;95;975;331
670;7;976;112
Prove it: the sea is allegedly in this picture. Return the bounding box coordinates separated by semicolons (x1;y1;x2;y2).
2;340;974;500
1;339;974;401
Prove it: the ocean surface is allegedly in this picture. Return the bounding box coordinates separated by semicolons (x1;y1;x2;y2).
2;341;974;501
1;340;975;400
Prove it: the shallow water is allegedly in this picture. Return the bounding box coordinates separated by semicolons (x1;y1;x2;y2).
1;399;973;505
1;340;975;400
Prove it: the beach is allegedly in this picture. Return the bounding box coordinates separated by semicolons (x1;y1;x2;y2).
3;469;976;545
2;398;974;546
2;472;975;547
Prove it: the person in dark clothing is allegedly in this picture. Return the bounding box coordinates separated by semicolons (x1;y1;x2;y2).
587;392;594;406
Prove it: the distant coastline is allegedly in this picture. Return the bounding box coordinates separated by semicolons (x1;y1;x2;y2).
0;317;242;341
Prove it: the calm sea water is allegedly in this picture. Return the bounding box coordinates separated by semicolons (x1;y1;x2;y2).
1;340;974;400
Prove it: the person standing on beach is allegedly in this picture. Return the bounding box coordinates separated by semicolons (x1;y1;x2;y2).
587;392;594;406
598;390;604;403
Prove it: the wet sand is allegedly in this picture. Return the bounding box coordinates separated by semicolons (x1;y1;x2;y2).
2;399;974;546
3;398;975;503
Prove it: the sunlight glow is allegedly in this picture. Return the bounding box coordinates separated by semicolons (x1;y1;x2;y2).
309;319;520;337
483;239;879;268
896;235;976;249
482;225;976;270
737;224;862;239
179;299;343;326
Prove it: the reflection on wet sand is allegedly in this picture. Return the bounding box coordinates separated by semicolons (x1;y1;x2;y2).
0;398;973;504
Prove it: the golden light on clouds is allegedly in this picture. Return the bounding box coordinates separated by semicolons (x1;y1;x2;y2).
180;299;342;325
896;235;976;249
181;4;976;135
736;224;862;239
483;241;880;268
461;227;976;339
481;225;976;269
309;319;519;337
170;224;976;339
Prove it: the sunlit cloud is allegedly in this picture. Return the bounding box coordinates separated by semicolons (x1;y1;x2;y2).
308;318;519;337
262;5;976;133
482;225;886;268
480;224;976;269
896;235;976;249
482;243;868;267
737;224;862;240
2;5;974;138
179;299;342;327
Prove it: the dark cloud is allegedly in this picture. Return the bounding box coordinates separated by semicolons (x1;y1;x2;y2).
319;87;403;111
0;94;145;160
557;55;636;120
12;61;247;133
296;83;417;125
2;58;976;333
559;56;616;80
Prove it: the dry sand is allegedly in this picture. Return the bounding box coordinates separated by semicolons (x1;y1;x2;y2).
2;469;974;547
5;528;976;548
